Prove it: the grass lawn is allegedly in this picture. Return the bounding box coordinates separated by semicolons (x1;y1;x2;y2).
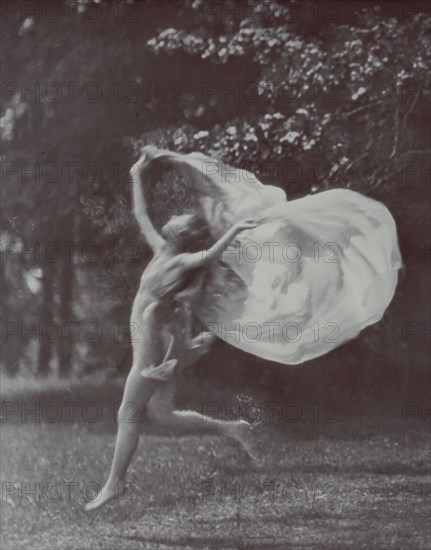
1;386;429;550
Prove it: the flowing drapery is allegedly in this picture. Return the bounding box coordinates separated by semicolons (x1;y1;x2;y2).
136;146;401;364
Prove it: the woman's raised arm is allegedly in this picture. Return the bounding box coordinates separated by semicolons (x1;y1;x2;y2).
130;156;166;254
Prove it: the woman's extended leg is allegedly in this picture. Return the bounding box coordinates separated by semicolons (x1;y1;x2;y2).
85;366;160;511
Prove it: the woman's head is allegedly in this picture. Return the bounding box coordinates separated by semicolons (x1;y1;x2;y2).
161;213;212;253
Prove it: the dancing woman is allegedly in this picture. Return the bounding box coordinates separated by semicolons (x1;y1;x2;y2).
85;154;260;511
86;145;401;511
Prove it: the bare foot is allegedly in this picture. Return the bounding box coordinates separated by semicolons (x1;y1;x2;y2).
84;479;125;511
230;421;260;462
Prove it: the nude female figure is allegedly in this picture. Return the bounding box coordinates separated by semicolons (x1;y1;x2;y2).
84;155;259;511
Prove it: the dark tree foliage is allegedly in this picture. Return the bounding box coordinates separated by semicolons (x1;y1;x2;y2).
1;0;429;401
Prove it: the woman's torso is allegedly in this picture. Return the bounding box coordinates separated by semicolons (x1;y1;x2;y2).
131;253;202;364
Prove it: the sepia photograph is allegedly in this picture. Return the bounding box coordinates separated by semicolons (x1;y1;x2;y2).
1;0;430;548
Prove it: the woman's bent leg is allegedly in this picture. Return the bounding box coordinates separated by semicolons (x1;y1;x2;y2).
148;380;259;460
168;410;258;460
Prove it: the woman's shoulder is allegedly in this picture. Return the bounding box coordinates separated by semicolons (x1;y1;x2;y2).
159;253;195;276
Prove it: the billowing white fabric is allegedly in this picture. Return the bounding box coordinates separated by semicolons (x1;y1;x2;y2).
138;146;402;365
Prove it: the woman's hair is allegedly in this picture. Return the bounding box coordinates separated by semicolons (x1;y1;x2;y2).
161;213;213;253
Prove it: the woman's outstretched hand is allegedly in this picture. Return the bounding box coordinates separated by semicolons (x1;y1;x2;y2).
232;217;264;233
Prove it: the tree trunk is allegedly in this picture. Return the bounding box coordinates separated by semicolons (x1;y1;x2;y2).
57;254;74;378
37;262;55;376
0;259;20;376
